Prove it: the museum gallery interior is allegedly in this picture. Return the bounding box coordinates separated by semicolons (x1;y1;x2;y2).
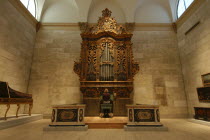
0;0;210;139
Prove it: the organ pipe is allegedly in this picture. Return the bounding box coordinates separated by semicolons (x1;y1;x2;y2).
99;42;114;81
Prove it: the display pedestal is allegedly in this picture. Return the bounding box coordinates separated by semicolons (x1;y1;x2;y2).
50;104;86;126
125;104;168;131
126;104;163;126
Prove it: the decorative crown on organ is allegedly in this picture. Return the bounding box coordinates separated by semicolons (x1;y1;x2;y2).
82;8;128;34
102;8;112;17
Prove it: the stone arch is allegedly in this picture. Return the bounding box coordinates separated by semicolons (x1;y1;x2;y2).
134;0;172;23
40;0;79;23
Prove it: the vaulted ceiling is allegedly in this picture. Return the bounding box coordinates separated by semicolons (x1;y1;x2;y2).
36;0;179;23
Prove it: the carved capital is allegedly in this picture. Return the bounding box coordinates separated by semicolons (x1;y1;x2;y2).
78;22;88;33
36;22;41;32
172;22;177;33
125;22;135;32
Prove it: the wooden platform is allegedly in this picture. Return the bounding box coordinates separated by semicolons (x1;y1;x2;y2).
85;117;127;129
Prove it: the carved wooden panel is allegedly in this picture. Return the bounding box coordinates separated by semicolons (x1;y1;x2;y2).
197;87;210;103
56;109;78;122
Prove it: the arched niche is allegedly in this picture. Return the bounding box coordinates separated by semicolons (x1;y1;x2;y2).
41;0;79;23
135;0;172;23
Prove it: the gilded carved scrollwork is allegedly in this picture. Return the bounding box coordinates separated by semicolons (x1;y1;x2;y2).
87;45;97;81
98;38;114;58
125;22;135;32
79;22;88;33
74;61;81;77
83;8;128;35
132;62;140;77
116;45;127;81
81;86;133;98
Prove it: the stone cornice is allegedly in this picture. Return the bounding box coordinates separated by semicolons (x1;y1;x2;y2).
175;0;206;28
134;23;173;31
40;23;80;30
40;23;173;31
8;0;38;28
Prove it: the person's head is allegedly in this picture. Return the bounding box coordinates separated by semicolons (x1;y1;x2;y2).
104;88;109;93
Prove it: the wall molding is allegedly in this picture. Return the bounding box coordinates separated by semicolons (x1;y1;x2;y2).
176;0;206;28
134;23;173;31
40;23;80;31
8;0;38;28
40;23;173;31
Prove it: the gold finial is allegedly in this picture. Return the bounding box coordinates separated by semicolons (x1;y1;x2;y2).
102;8;112;17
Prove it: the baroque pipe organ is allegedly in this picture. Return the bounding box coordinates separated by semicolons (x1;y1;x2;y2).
74;9;139;116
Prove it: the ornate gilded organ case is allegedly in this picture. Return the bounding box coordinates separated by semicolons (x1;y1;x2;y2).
74;9;139;116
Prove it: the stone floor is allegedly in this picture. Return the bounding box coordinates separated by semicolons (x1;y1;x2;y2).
0;119;210;140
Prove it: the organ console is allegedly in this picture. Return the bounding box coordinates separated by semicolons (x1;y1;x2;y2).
74;8;139;116
0;81;33;120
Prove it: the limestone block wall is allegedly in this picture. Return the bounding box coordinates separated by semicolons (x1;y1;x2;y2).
133;30;188;118
29;27;188;118
28;29;82;115
0;1;36;116
177;0;210;117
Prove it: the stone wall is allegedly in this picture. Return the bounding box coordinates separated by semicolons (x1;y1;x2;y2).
28;29;82;115
177;0;210;117
0;1;36;116
29;27;188;118
133;30;188;118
